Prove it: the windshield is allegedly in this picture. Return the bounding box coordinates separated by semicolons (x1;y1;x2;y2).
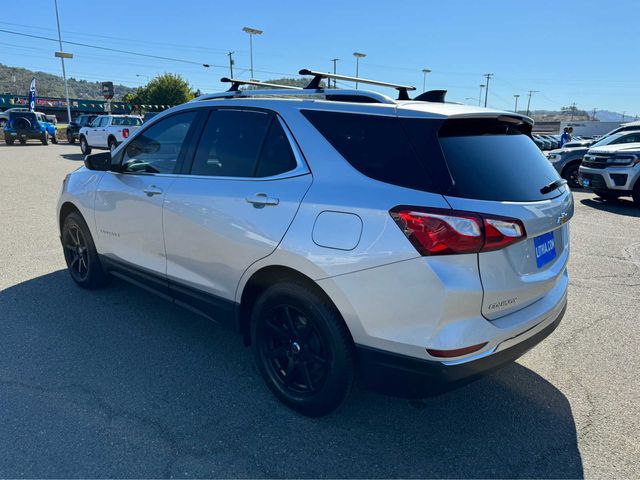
112;117;142;126
591;132;627;148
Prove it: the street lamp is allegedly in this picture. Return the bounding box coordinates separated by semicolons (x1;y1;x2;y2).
513;94;520;113
53;0;72;124
242;26;263;79
421;68;431;92
353;52;366;88
479;84;486;106
330;58;339;88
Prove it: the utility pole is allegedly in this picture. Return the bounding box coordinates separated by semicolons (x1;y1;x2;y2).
227;51;235;78
483;73;493;107
53;0;72;124
568;102;577;121
478;84;485;106
330;58;339;88
513;94;520;113
353;52;366;88
526;90;539;116
622;111;626;122
592;108;597;121
422;68;431;92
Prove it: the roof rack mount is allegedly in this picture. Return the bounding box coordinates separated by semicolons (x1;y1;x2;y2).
220;77;302;92
299;68;416;100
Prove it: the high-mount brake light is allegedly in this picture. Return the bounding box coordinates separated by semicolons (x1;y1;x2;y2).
390;207;526;256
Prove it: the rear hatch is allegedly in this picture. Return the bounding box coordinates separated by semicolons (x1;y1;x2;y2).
437;117;573;319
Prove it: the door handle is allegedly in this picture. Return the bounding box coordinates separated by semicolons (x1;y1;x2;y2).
143;185;163;197
246;193;279;207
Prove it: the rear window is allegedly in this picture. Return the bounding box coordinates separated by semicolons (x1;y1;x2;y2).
433;118;562;202
302;110;436;192
112;117;142;126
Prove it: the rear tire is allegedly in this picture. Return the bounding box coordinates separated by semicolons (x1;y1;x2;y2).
19;138;26;145
51;134;58;144
5;139;14;145
61;212;109;289
562;162;581;189
67;131;75;144
251;282;355;417
594;190;620;201
80;136;91;155
41;132;49;145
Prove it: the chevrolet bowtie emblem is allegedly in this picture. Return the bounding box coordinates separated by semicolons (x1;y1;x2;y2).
557;212;569;225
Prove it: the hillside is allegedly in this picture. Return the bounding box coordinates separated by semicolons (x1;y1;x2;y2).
0;64;136;100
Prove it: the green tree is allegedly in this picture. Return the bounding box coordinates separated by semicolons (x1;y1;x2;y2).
133;73;194;109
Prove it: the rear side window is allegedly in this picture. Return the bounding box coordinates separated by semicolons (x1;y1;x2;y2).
112;117;142;126
255;119;297;177
302;110;437;192
433;118;562;202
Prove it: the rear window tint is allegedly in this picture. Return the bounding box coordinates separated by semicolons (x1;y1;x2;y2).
434;119;563;202
302;110;437;192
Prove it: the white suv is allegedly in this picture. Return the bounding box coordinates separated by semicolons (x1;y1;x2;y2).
57;72;572;416
79;114;143;154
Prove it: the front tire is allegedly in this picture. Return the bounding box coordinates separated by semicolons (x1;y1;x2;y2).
108;137;117;152
80;136;91;155
19;138;27;145
632;181;640;207
41;132;49;145
51;134;58;144
251;282;355;417
67;131;75;144
61;212;109;289
562;163;581;189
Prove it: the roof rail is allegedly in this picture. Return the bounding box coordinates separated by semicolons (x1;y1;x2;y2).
299;68;416;100
193;88;396;104
220;77;302;92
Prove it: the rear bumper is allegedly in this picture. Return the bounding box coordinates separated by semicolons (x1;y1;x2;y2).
356;300;566;398
5;130;44;140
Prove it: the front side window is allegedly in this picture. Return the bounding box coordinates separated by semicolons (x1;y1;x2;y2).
190;109;272;177
121;111;197;174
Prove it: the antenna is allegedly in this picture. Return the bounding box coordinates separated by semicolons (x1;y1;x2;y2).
298;69;416;100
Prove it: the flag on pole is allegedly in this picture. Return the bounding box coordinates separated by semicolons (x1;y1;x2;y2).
28;78;36;112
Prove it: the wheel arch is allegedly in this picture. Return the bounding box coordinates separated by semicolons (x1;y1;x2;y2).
59;201;84;235
561;158;582;177
237;265;349;346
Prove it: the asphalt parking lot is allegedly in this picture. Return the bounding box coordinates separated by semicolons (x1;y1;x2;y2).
1;143;639;478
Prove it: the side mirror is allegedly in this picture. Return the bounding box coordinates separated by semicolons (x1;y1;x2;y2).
84;152;112;171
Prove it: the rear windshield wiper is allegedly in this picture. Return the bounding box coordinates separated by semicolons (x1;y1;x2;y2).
540;179;567;194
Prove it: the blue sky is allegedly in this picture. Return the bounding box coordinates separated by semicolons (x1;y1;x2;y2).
1;0;638;115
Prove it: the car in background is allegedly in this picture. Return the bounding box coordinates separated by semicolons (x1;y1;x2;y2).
562;138;596;149
548;130;640;188
540;134;560;149
66;114;99;144
78;114;143;154
3;111;58;145
579;143;640;205
533;134;552;150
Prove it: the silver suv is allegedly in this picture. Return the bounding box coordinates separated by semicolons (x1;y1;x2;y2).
57;71;573;416
579;143;640;204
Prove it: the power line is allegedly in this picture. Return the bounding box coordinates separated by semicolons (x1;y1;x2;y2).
0;28;219;68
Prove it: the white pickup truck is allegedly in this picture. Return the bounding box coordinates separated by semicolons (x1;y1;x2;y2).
79;114;143;154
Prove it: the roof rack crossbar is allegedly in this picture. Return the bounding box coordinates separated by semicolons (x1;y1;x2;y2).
299;68;416;100
194;88;396;104
220;77;302;92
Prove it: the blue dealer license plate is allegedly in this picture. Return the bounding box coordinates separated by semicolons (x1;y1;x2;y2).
534;231;556;268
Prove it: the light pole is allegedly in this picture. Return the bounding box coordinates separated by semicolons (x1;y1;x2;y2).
483;73;493;107
242;27;263;79
513;94;520;113
422;68;431;92
353;52;366;88
526;90;539;116
228;51;235;78
330;58;339;88
479;84;485;106
53;0;72;124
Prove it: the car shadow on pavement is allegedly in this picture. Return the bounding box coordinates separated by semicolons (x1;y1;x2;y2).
60;152;85;161
0;270;583;479
580;197;640;217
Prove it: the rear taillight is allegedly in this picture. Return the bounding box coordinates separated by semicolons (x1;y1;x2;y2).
390;206;526;256
122;128;129;138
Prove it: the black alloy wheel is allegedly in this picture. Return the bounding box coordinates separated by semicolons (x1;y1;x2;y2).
252;282;355;417
61;212;109;289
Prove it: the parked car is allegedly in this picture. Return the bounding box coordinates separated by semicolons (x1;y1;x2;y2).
579;143;640;205
531;134;545;149
66;114;100;144
78;114;143;154
540;134;560;149
58;82;572;416
561;138;595;149
548;130;640;188
3;111;58;145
